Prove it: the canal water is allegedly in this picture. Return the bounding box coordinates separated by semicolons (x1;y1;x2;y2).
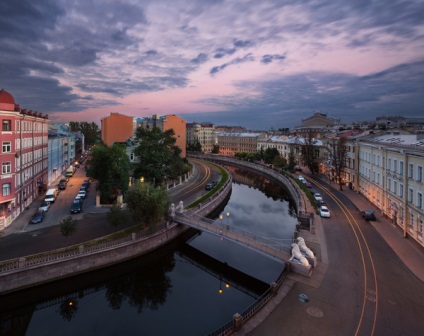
2;167;297;336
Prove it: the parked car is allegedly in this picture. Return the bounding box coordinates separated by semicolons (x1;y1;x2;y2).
205;183;214;190
313;193;323;202
305;181;312;188
39;201;50;213
320;205;331;218
59;179;67;190
30;210;45;224
70;199;83;214
362;210;376;221
77;190;86;199
81;181;89;190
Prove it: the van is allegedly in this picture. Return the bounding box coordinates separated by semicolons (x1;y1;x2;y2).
44;189;57;203
65;166;74;178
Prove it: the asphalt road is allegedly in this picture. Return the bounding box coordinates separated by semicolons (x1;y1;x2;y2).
248;177;424;336
0;158;222;261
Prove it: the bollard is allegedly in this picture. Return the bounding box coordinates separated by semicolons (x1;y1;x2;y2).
233;313;243;331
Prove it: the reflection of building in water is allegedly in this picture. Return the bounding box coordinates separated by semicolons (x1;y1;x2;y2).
0;306;34;336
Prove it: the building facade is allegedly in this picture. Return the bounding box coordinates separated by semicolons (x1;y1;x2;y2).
0;90;49;229
217;132;264;156
358;132;424;246
186;122;215;152
101;112;134;146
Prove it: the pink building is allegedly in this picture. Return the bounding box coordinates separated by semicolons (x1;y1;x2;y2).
0;89;49;229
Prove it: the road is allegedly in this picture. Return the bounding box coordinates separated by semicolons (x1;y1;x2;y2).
248;176;424;336
0;158;221;261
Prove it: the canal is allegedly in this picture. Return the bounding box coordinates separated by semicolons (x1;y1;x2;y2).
1;167;298;336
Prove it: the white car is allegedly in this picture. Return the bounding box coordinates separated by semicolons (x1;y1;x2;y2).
320;205;331;218
313;193;323;202
39;201;50;213
77;190;86;199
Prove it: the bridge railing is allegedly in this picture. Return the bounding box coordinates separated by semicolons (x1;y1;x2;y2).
175;212;293;256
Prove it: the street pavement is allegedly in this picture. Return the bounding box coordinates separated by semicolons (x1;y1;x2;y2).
1;163;424;334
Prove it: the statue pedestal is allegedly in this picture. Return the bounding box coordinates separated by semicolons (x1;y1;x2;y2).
290;262;313;277
306;256;317;268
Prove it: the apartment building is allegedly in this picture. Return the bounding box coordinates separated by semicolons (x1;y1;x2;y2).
358;132;424;246
101;112;134;146
0;89;49;229
217;132;264;156
186;122;215;152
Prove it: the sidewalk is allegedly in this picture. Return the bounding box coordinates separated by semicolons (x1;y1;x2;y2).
315;174;424;283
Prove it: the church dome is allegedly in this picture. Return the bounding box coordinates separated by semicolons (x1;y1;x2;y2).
0;89;16;111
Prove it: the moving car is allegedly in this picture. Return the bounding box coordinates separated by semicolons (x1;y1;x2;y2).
39;201;50;213
205;183;214;190
70;199;83;214
313;193;323;202
362;210;376;221
305;181;312;188
30;210;44;224
320;205;331;218
59;179;67;190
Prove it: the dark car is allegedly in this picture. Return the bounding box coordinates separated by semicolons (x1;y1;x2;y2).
30;210;44;224
362;210;376;221
70;199;83;214
59;178;68;190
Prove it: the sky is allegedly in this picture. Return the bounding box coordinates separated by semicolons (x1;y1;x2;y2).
1;0;424;130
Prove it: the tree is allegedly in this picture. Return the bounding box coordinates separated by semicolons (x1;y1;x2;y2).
273;155;287;169
87;143;131;202
288;150;296;171
263;148;280;164
126;182;169;228
69;121;99;146
60;216;78;245
327;137;349;191
107;204;129;228
301;132;320;174
133;127;189;186
212;144;220;154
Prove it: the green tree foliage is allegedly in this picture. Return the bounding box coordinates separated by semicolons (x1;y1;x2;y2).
107;204;130;228
69;121;99;146
301;132;320;174
60;216;78;244
211;144;220;154
126;182;169;228
263;147;280;164
133;127;190;186
87;144;131;202
187;141;202;152
273;155;287;169
288;150;296;171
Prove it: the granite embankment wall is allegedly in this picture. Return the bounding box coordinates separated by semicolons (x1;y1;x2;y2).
0;173;233;295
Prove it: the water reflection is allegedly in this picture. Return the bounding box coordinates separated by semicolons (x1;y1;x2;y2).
1;166;297;336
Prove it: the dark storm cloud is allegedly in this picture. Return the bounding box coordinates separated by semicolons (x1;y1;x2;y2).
191;53;208;64
210;53;255;75
195;59;424;129
261;54;286;64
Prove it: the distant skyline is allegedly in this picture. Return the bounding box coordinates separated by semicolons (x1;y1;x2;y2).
1;0;424;130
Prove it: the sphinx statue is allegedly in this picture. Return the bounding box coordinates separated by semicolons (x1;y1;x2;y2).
297;237;314;258
290;243;310;267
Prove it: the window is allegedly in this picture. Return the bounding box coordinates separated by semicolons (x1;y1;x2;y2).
393;159;397;173
409;163;414;179
388;158;392;171
417;166;423;182
409;188;414;204
399;161;404;175
387;177;391;191
393;181;397;194
2;183;11;196
2;162;11;174
2;120;11;131
400;184;404;198
2;141;11;153
418;192;423;209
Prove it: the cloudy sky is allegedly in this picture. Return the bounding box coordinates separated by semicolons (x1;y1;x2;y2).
1;0;424;129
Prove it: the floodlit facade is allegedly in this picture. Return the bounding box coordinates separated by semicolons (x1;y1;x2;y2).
0;90;49;229
217;132;264;156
